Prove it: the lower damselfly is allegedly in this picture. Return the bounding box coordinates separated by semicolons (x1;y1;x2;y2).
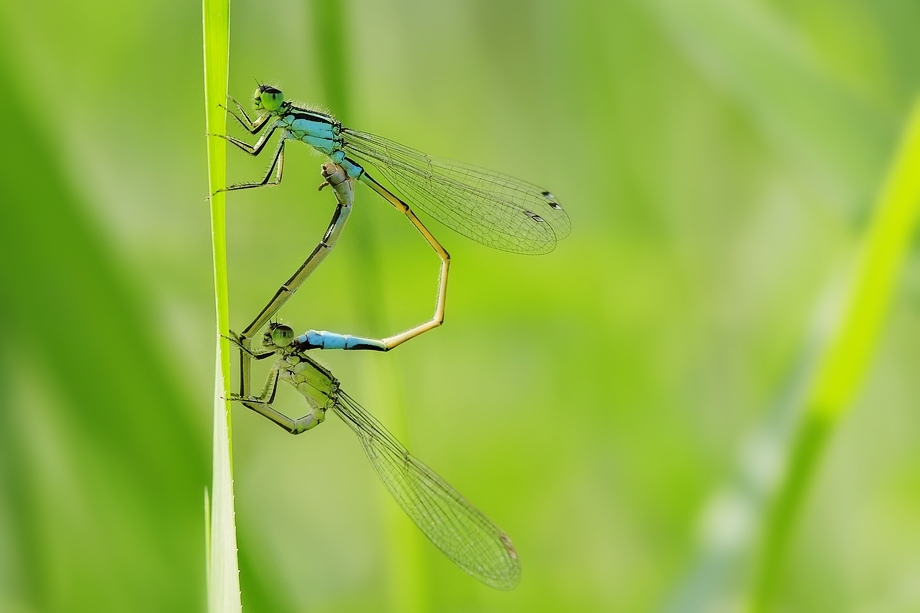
228;323;521;590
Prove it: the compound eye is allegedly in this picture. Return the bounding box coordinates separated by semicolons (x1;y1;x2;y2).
270;324;295;347
260;88;283;112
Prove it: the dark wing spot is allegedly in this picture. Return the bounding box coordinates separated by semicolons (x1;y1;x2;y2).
524;210;545;223
541;191;563;209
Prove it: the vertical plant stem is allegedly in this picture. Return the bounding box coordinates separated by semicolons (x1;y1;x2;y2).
203;0;240;610
752;97;920;610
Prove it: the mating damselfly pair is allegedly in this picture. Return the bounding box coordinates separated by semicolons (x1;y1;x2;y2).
219;85;569;590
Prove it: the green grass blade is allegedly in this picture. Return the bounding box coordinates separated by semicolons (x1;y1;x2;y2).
669;94;920;613
751;96;920;610
202;0;240;609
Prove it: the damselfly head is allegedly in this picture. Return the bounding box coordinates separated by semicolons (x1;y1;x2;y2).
266;322;295;348
253;85;284;113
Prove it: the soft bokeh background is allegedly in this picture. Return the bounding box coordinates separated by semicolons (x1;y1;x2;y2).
2;0;920;611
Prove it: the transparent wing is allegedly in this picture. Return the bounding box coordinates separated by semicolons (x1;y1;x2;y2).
332;391;521;590
342;129;570;255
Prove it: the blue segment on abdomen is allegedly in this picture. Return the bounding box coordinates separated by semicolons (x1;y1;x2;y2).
297;330;386;351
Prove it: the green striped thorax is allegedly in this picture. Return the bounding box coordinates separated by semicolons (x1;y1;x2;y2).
262;323;339;405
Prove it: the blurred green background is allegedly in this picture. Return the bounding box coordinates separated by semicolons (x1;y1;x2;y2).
2;0;920;611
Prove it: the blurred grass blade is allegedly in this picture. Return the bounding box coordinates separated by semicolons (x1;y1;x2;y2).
307;0;427;607
670;97;920;611
310;0;350;121
202;0;239;609
751;95;920;610
666;351;816;613
0;36;207;613
646;0;895;207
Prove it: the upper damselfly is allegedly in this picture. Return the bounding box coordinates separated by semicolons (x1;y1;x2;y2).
219;85;570;255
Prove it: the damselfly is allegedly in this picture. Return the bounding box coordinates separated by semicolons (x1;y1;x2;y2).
228;323;521;590
219;85;570;255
